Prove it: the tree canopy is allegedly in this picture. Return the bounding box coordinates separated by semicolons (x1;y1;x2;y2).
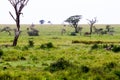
39;20;45;24
65;15;82;33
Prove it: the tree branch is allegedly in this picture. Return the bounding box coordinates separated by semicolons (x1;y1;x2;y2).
8;0;15;7
18;0;29;14
9;11;16;22
24;0;29;5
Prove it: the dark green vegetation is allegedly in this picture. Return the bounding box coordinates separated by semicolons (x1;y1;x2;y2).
0;24;120;80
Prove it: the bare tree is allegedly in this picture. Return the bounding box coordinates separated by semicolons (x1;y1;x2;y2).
87;17;97;34
65;15;82;33
8;0;29;46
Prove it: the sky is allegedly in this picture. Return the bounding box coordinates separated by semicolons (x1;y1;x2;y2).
0;0;120;24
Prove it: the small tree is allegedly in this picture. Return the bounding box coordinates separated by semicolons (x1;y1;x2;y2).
48;21;51;24
39;20;45;24
8;0;29;46
65;15;82;33
87;17;97;34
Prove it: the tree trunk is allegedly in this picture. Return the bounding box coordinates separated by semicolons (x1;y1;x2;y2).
74;24;78;33
75;27;78;33
90;25;93;34
13;16;20;46
13;30;20;46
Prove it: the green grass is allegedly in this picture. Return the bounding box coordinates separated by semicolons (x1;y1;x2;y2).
0;24;120;79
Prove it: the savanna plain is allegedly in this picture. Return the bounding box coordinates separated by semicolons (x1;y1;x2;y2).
0;24;120;80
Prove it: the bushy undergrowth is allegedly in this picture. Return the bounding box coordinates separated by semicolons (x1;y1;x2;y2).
81;65;90;73
91;43;120;52
0;49;3;58
114;70;120;79
46;58;73;72
40;42;54;49
103;62;117;71
91;44;99;49
28;39;34;47
72;40;120;44
112;45;120;52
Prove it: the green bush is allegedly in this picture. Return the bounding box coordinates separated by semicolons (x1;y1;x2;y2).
20;56;26;60
81;65;90;73
112;45;120;52
104;62;116;71
72;40;80;43
22;46;29;51
114;70;120;79
47;58;72;72
46;42;54;48
102;44;108;48
91;44;99;49
105;62;116;68
28;40;34;47
93;75;101;80
70;32;76;36
0;74;12;80
0;49;3;58
40;42;54;49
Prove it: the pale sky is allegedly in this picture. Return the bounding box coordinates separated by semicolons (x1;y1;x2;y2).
0;0;120;24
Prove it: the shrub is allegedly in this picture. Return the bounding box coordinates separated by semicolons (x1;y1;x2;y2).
105;75;117;80
40;42;54;49
27;30;39;36
20;56;26;60
112;45;120;52
102;44;108;48
81;65;90;73
114;70;120;79
0;49;3;58
28;40;34;47
0;73;12;80
91;44;99;49
93;75;101;80
46;42;54;48
70;32;76;36
72;40;80;43
40;44;47;49
105;62;116;69
48;58;72;72
22;46;29;51
104;62;116;71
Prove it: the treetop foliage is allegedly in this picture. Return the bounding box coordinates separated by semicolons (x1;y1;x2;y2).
65;15;82;25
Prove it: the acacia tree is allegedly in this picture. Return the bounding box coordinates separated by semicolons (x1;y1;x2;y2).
87;17;97;34
65;15;82;33
8;0;29;46
39;20;45;24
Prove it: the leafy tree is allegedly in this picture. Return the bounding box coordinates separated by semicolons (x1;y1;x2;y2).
39;20;45;24
48;21;52;24
87;17;97;34
8;0;29;46
65;15;82;33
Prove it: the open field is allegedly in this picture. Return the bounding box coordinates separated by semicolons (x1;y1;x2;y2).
0;24;120;80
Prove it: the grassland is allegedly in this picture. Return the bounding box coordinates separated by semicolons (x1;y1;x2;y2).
0;24;120;80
